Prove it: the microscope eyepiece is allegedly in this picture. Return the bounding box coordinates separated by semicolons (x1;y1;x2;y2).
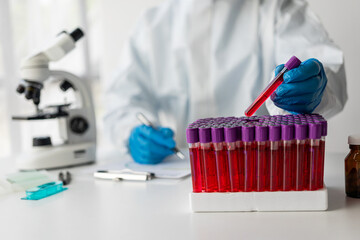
70;28;84;42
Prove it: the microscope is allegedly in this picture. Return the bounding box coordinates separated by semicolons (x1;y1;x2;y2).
13;28;96;170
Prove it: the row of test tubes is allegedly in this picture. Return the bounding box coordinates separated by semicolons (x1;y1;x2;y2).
186;114;327;193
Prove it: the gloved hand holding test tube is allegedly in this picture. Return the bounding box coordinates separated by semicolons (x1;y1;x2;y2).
134;112;185;161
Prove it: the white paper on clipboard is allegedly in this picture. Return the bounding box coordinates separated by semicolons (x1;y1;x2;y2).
101;150;191;179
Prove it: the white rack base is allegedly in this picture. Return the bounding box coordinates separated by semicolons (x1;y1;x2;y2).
190;186;328;212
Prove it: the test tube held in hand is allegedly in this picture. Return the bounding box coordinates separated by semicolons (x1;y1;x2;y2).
244;56;301;117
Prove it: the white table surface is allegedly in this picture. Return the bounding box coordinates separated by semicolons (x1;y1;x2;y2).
0;150;359;240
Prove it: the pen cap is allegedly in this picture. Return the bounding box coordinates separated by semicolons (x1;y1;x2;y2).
255;125;268;141
212;127;224;143
224;126;237;143
285;56;301;70
186;127;199;143
199;127;212;143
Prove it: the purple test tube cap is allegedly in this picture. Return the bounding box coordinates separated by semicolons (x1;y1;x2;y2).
242;125;255;142
281;124;295;140
211;127;224;143
224;127;237;143
186;127;199;143
255;125;268;141
269;125;281;141
199;127;212;143
295;123;308;140
285;56;301;70
309;123;322;139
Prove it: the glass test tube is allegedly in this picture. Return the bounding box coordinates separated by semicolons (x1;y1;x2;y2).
242;125;256;192
225;126;240;192
212;126;231;192
269;124;282;191
199;127;218;192
309;123;322;191
244;56;301;117
295;123;309;191
186;127;202;192
236;125;245;191
255;125;270;191
281;123;296;191
315;119;327;189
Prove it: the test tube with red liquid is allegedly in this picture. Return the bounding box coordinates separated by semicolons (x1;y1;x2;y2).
315;118;327;189
269;124;282;191
235;124;245;191
186;127;202;192
225;126;241;192
281;123;296;191
295;123;309;191
255;125;270;191
199;127;218;192
309;123;322;191
212;126;231;192
242;125;256;192
244;56;302;117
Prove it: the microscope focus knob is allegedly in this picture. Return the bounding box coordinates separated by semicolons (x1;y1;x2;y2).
70;117;89;134
33;137;52;147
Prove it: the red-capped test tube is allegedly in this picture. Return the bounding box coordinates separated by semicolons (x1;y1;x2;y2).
309;123;322;190
244;56;301;117
186;127;202;192
199;127;218;192
281;123;296;191
295;123;309;191
225;126;241;192
269;124;282;191
212;126;231;192
255;125;270;191
242;125;256;192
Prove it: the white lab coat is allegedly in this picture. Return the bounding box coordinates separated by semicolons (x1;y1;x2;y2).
105;0;347;150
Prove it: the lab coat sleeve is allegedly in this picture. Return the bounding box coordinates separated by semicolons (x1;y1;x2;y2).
266;0;348;119
104;11;159;151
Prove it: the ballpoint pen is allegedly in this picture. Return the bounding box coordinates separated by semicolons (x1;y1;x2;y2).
136;112;185;160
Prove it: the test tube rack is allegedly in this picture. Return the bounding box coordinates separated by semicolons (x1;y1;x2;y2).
186;114;328;212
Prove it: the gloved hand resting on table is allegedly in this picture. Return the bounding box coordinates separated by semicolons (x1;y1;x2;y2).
129;125;176;164
271;58;328;114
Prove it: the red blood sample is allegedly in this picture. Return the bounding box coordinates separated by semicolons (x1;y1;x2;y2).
270;141;282;191
214;143;231;192
256;141;270;191
237;141;245;191
227;142;240;192
316;139;325;189
302;140;311;190
244;142;256;192
296;140;307;191
188;143;202;192
282;140;296;191
309;139;320;190
201;143;218;192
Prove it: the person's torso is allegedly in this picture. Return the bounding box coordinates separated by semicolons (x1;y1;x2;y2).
146;0;279;147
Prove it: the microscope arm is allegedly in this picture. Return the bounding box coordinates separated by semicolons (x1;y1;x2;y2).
16;29;84;105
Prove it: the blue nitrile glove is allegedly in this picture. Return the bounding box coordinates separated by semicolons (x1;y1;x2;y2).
129;125;176;164
271;58;327;114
